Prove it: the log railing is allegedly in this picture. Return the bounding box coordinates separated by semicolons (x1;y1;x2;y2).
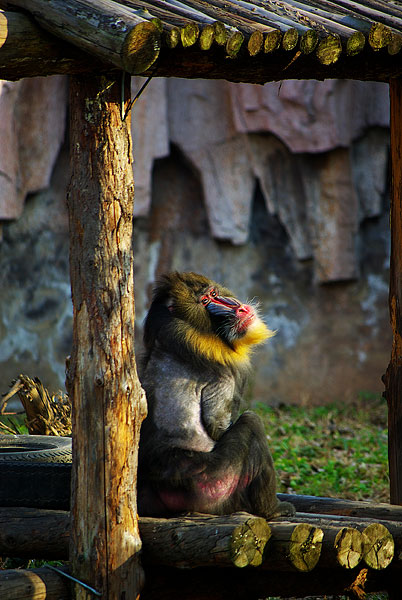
0;499;401;599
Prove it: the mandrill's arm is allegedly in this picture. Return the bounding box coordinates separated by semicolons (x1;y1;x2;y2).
200;376;237;441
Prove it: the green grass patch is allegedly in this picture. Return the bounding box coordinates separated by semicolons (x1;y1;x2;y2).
255;395;389;503
0;412;28;435
256;396;389;599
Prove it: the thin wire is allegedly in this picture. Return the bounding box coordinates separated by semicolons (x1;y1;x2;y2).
122;76;153;121
121;71;126;120
44;564;102;597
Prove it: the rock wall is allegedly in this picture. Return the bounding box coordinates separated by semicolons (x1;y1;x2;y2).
0;75;391;405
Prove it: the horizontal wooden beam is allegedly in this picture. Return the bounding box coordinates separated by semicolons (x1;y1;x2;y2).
278;493;402;521
0;7;402;82
0;507;398;572
0;567;70;600
0;10;104;81
1;0;161;74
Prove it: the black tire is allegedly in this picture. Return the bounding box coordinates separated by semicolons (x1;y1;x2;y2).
0;434;72;509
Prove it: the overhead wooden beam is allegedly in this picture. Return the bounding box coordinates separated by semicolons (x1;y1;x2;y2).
2;5;402;83
66;73;147;600
3;0;161;74
1;7;402;82
0;10;104;81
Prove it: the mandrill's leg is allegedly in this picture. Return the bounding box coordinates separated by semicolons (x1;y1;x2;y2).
137;411;295;518
192;411;295;518
241;412;295;518
143;411;295;519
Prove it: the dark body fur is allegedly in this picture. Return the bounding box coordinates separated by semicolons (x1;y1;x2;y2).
138;272;294;519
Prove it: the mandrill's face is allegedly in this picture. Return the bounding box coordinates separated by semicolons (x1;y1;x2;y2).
163;272;274;366
199;284;258;344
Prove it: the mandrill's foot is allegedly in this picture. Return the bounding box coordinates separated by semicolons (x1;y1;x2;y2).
268;500;296;519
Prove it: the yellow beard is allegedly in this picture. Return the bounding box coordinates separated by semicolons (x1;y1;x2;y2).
184;319;274;367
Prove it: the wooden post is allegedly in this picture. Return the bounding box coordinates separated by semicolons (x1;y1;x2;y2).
66;73;147;599
386;79;402;507
386;77;402;600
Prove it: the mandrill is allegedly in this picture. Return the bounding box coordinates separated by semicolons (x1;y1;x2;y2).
138;271;295;519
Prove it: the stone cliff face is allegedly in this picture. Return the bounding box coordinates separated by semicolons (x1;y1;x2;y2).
0;76;391;405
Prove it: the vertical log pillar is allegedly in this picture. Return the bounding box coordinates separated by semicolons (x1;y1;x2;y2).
66;74;147;599
386;78;402;508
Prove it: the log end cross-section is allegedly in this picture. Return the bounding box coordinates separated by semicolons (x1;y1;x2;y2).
362;523;395;570
230;516;272;568
122;20;161;74
334;527;364;570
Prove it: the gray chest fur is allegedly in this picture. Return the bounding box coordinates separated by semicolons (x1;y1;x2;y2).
142;353;236;452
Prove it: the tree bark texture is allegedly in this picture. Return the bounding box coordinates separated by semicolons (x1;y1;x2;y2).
385;78;402;507
140;513;271;569
67;73;147;600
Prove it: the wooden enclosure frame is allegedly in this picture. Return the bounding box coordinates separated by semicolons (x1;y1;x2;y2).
1;1;402;598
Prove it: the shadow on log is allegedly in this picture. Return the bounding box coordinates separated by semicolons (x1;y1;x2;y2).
0;564;395;600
